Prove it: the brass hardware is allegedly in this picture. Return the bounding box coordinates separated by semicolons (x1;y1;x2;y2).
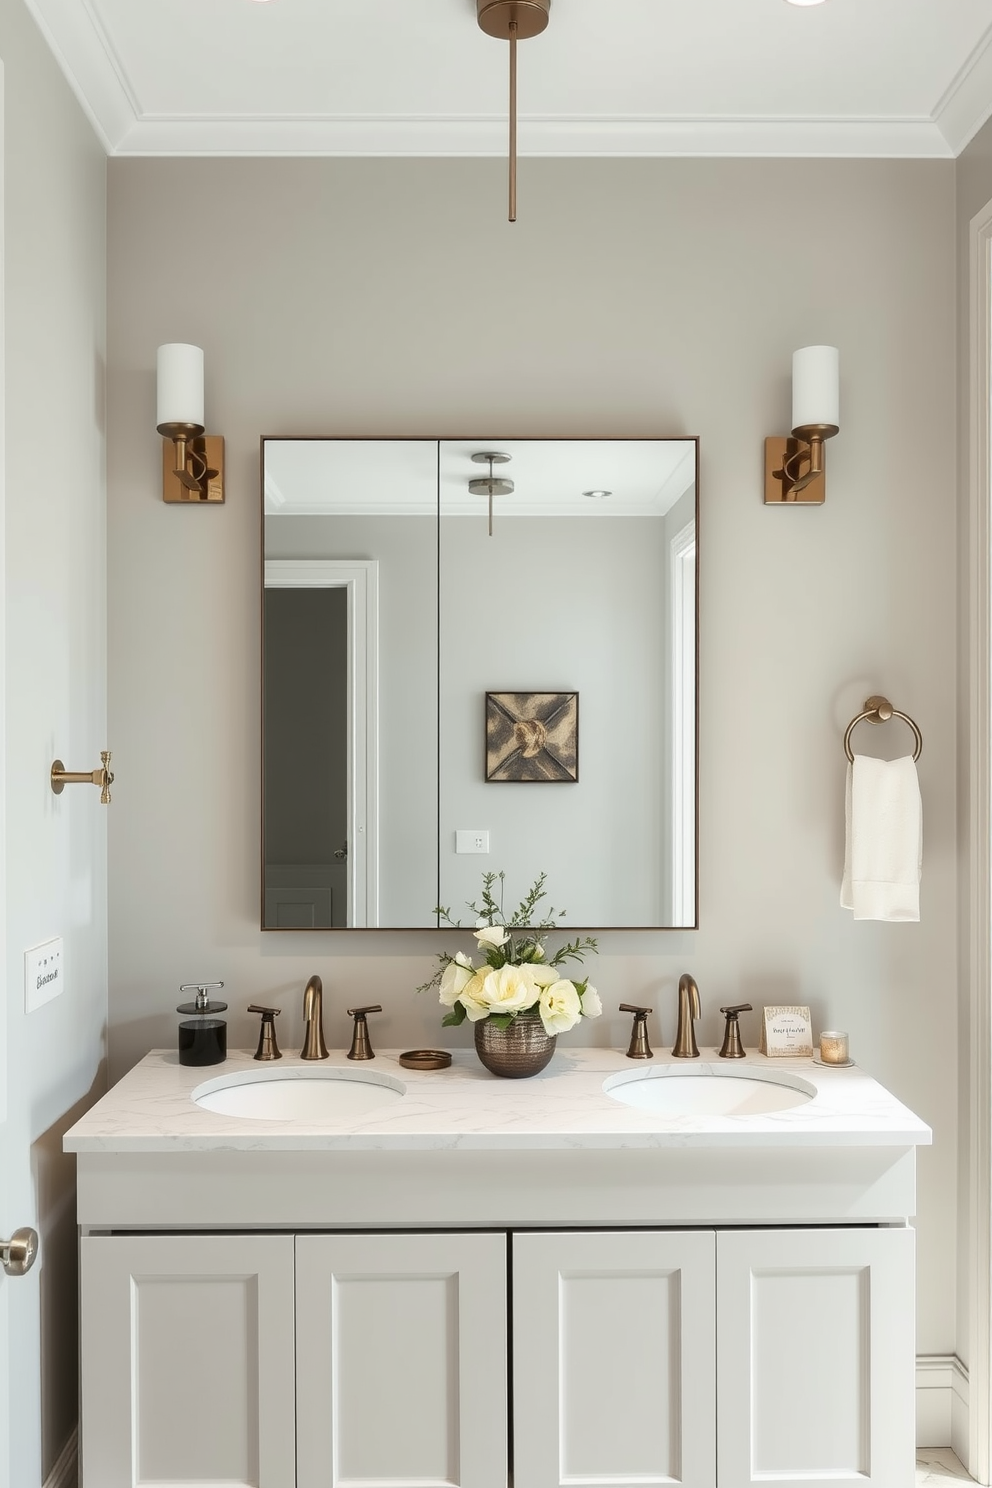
673;973;701;1058
398;1049;452;1071
301;974;328;1060
619;1003;654;1059
469;452;513;536
51;750;114;803
248;1004;282;1061
347;1004;382;1061
843;694;923;763
719;1003;753;1059
764;435;825;504
476;0;551;222
1;1227;39;1277
162;434;225;503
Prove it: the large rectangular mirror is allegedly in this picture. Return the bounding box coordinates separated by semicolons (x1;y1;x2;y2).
262;437;697;930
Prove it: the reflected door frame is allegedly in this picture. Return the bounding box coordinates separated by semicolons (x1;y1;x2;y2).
264;560;379;927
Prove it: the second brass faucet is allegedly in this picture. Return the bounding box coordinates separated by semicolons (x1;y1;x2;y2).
673;973;701;1058
301;974;328;1060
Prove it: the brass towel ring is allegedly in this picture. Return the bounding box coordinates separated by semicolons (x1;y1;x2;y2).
843;695;923;764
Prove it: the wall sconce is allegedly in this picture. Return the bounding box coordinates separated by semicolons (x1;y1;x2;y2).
156;343;225;503
764;345;840;504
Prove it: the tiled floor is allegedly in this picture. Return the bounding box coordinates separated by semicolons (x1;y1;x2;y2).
917;1449;976;1483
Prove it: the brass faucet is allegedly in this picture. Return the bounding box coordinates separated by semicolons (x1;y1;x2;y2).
673;973;701;1058
301;974;328;1060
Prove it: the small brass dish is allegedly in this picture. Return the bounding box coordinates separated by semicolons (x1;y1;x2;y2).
398;1049;452;1071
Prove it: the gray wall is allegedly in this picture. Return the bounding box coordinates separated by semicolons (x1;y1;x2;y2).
107;156;956;1353
0;1;107;1482
439;515;668;926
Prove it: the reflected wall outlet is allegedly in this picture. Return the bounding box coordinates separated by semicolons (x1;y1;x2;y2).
456;830;490;854
25;937;64;1013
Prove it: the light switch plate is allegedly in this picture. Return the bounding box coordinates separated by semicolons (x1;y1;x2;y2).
25;937;64;1013
456;830;490;854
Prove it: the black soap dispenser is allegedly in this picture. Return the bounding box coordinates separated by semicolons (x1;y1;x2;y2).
177;981;228;1066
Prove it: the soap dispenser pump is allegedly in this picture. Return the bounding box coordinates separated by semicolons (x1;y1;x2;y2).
176;981;228;1066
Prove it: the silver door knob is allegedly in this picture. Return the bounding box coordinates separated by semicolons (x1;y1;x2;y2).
2;1228;39;1277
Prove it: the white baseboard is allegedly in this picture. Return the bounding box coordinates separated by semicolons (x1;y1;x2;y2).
43;1426;77;1488
917;1354;970;1459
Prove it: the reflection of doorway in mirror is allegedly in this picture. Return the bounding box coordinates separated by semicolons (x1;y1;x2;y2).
262;560;379;928
670;520;696;926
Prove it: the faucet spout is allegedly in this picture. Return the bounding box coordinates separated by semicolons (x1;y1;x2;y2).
673;972;701;1059
301;974;329;1060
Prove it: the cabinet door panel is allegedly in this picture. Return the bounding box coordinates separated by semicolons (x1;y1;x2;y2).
296;1231;507;1488
717;1227;915;1487
512;1230;716;1488
80;1233;296;1488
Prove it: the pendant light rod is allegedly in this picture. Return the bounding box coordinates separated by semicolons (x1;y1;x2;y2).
509;22;517;222
477;0;551;223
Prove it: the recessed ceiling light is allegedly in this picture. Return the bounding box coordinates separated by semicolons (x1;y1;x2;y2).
784;0;828;6
582;489;612;499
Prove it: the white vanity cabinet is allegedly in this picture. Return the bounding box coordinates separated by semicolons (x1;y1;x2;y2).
78;1222;915;1488
65;1050;932;1488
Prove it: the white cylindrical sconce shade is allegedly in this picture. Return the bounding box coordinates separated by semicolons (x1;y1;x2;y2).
792;344;839;431
157;343;204;429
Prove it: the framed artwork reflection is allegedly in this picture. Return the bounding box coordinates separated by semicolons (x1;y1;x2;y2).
485;691;579;783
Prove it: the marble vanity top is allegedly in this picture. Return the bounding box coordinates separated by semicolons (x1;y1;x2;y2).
64;1047;932;1154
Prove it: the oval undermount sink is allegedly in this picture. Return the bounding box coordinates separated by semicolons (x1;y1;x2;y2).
192;1066;406;1120
603;1065;815;1117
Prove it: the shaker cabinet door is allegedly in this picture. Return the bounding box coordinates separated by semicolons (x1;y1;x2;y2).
716;1226;916;1488
512;1229;717;1488
80;1233;297;1488
296;1230;508;1488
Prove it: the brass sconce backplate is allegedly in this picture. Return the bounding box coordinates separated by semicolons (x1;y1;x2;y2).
764;436;825;505
162;435;225;503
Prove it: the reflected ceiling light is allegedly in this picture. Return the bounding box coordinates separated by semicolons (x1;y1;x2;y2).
156;343;225;503
476;0;551;222
764;345;840;504
469;451;514;536
583;489;612;499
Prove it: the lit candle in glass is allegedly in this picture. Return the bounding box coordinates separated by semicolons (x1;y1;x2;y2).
819;1031;849;1065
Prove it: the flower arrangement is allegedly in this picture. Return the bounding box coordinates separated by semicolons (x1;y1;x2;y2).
418;871;600;1036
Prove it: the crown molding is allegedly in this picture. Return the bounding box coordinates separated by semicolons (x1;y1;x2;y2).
932;20;992;154
111;113;953;160
21;0;138;153
21;0;981;161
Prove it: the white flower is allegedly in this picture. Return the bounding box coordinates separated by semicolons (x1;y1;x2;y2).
438;952;475;1008
580;983;603;1018
538;979;583;1035
472;964;542;1019
459;973;494;1022
528;963;561;987
474;923;509;950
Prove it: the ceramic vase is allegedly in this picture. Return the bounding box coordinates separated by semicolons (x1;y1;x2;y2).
474;1011;556;1078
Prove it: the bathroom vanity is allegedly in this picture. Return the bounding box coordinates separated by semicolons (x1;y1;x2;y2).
64;1048;931;1488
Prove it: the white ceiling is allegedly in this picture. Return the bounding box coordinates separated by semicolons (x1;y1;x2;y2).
23;0;992;159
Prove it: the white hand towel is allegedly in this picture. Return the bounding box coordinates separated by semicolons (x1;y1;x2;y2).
840;754;922;921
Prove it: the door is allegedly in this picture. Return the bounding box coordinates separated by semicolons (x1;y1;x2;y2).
79;1234;297;1487
512;1229;717;1488
296;1231;508;1488
717;1226;915;1487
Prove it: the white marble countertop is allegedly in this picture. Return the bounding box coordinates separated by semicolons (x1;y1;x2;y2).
63;1047;932;1154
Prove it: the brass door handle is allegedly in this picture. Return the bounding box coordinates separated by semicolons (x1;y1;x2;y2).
51;750;114;803
2;1227;38;1277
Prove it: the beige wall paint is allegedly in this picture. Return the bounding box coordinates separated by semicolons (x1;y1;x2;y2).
0;0;107;1482
107;155;956;1352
